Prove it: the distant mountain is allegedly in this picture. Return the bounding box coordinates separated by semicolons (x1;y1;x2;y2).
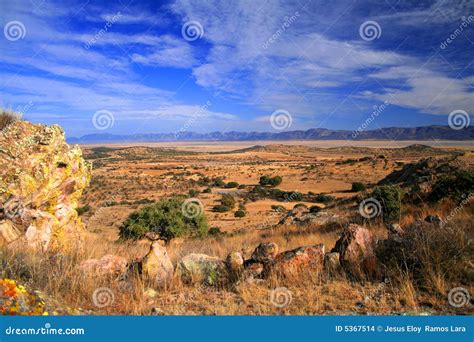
68;125;474;144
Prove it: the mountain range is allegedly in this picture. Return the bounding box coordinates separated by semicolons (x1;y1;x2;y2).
68;125;474;144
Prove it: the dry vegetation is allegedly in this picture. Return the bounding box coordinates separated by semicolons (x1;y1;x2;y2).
1;142;473;315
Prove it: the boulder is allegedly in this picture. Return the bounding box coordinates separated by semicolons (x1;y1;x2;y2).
226;251;244;272
177;253;227;286
79;255;127;277
140;241;174;287
251;242;279;263
273;244;325;277
0;121;91;251
331;224;374;266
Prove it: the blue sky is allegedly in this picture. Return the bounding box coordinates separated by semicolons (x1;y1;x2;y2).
0;0;473;137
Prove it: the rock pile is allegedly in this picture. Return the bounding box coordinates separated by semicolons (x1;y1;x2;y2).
0;121;91;251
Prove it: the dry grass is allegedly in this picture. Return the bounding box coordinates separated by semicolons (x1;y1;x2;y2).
0;108;21;131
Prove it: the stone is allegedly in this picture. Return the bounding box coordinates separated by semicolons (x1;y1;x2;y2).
140;241;174;287
226;251;244;272
324;252;340;271
79;255;127;277
176;253;227;286
251;242;279;263
331;224;374;266
273;244;325;277
0;121;91;252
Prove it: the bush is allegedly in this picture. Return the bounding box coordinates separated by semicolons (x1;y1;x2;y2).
271;204;286;212
76;204;91;216
213;178;226;187
372;185;404;224
208;227;222;236
259;175;282;187
189;189;200;197
293;203;307;209
221;194;235;209
119;196;208;242
309;205;321;213
225;181;239;188
351;182;366;192
428;170;474;202
0;109;21;131
234;209;246;218
202;187;212;193
314;194;335;203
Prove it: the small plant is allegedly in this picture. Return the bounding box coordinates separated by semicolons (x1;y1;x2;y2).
293;203;307;209
225;181;239;188
202;187;212;193
212;177;226;187
212;194;236;212
271;204;286;212
309;205;321;213
314;193;335;203
351;182;366;192
234;209;246;218
76;204;91;216
208;227;222;236
189;189;200;197
259;175;283;187
0;109;21;131
372;185;404;223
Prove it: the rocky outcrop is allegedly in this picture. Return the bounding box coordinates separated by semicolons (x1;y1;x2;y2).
273;244;325;277
331;224;374;268
140;240;174;287
0;121;91;251
279;206;339;226
177;253;228;286
79;255;128;277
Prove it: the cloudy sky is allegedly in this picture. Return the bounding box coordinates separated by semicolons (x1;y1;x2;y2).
0;0;473;137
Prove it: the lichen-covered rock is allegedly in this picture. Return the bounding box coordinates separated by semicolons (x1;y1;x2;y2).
79;255;128;277
140;241;174;287
0;121;91;251
226;251;244;272
273;244;325;277
177;253;227;286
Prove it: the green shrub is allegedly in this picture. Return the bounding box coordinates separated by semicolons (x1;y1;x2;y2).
314;194;335;203
238;184;246;189
189;189;200;197
309;205;321;213
372;185;404;224
212;204;231;212
271;204;286;212
225;181;239;188
259;175;283;187
351;182;366;192
76;204;91;216
202;187;212;193
119;196;208;242
213;178;226;187
234;209;246;218
428;170;474;202
293;203;307;209
208;227;222;236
